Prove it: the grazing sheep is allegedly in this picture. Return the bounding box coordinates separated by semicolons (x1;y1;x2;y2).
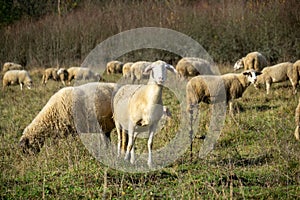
106;60;124;74
234;51;268;71
253;62;296;94
175;57;213;80
113;60;177;167
67;67;101;85
2;62;23;73
19;82;117;154
41;67;59;84
186;70;261;116
130;61;152;84
3;70;33;91
122;62;134;79
294;98;300;141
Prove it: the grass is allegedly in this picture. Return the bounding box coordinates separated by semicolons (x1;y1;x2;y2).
0;66;300;199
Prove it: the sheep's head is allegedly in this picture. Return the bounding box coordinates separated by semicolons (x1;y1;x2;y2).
19;128;44;154
25;79;33;89
243;70;261;85
144;60;177;85
234;58;244;71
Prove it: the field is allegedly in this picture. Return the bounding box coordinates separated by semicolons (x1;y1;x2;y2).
1;66;299;199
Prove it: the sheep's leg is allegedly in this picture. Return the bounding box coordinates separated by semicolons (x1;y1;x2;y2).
147;123;158;168
266;82;271;95
229;100;234;115
295;126;300;140
125;123;136;164
115;122;122;157
121;129;128;155
20;83;23;90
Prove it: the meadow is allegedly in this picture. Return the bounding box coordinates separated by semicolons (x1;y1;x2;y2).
0;65;299;199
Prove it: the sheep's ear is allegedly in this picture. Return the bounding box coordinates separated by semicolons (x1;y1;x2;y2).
144;64;153;73
255;71;262;76
166;64;177;74
242;71;250;76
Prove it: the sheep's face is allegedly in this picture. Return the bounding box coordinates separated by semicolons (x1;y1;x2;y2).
145;61;177;85
234;59;244;71
25;80;33;89
243;70;261;84
19;136;41;155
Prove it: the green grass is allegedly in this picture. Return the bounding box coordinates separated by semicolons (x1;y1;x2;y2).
1;67;300;199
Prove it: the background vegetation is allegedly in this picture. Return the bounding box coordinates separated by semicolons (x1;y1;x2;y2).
1;0;300;199
0;0;299;68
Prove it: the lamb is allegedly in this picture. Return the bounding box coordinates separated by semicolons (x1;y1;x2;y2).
234;51;268;71
19;82;117;154
67;67;101;85
113;60;177;168
2;70;33;91
294;98;300;141
122;62;134;79
186;70;261;116
106;60;124;74
2;62;23;73
130;61;152;84
253;62;297;95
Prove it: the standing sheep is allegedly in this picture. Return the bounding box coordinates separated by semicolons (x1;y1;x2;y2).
113;60;177;168
2;62;23;73
234;51;268;71
106;60;124;75
130;61;152;84
175;57;213;80
186;70;261;116
41;67;59;85
19;82;117;154
294;98;300;141
3;70;33;91
67;67;101;85
253;62;297;94
122;62;134;79
56;68;69;86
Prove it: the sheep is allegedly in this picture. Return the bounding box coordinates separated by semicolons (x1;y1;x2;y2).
234;51;268;71
67;67;101;85
294;98;300;141
2;70;33;91
130;61;152;84
186;70;261;116
122;62;134;79
253;62;297;95
175;57;213;80
106;60;124;75
113;60;177;168
2;62;23;73
19;82;117;154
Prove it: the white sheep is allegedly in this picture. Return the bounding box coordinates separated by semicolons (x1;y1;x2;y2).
186;70;261;116
67;67;101;85
106;60;124;74
122;62;134;79
234;51;268;71
2;62;23;73
253;62;296;94
2;70;33;91
19;82;117;154
113;60;177;168
130;61;152;84
175;57;213;80
294;97;300;141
